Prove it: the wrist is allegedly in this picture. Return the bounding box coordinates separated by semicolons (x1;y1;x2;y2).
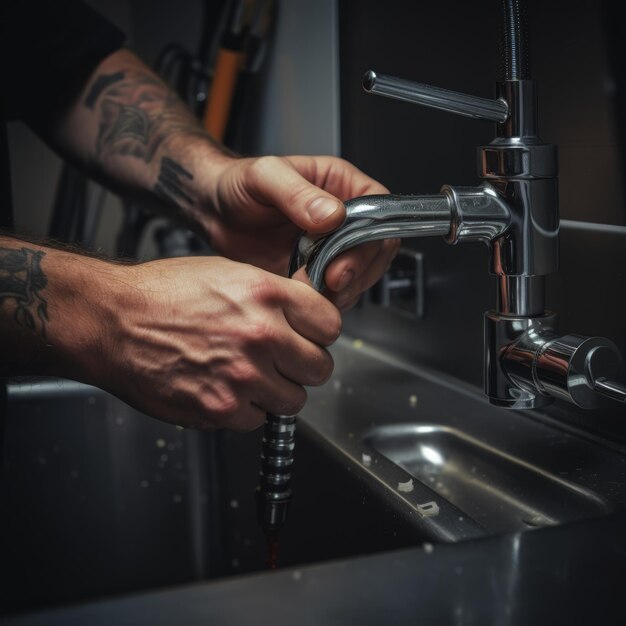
0;239;132;385
152;133;237;233
51;255;133;385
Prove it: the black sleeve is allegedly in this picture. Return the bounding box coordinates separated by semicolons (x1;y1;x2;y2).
4;0;126;127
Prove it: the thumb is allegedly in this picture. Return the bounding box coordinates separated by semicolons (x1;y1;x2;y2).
247;156;345;233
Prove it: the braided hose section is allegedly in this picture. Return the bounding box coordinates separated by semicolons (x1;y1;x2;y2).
500;0;530;80
256;413;296;531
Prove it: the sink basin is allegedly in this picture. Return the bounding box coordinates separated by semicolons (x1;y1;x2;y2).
298;336;626;542
364;423;611;533
5;336;626;613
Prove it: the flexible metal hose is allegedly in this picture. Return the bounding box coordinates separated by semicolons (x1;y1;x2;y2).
500;0;530;81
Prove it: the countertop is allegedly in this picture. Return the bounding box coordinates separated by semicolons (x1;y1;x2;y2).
4;338;626;624
4;508;626;626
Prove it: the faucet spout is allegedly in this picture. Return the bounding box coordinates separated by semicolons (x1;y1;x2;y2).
292;185;511;292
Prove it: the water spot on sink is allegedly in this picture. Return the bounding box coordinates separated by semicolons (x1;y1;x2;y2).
423;542;434;554
361;453;372;467
409;394;418;408
352;339;364;349
333;379;342;391
292;570;302;581
156;438;166;449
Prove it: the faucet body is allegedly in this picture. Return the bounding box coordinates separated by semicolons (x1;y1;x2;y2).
291;72;625;410
257;0;624;547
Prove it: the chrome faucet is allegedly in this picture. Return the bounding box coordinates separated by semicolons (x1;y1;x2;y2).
291;0;626;411
256;0;624;548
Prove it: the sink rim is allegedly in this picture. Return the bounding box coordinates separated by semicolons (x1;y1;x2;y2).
364;422;612;533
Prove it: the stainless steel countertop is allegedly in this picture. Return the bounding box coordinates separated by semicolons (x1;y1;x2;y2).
5;508;625;626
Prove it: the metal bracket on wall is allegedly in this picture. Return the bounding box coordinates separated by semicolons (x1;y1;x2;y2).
377;247;425;319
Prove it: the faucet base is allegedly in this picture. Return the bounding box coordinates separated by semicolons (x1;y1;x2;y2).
487;395;551;410
484;310;556;410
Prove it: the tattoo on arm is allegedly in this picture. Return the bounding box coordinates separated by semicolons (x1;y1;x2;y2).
154;157;195;208
84;68;222;212
84;71;125;109
85;69;210;165
0;246;49;337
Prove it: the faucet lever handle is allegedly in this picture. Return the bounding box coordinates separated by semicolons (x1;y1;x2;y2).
363;70;509;123
593;378;626;404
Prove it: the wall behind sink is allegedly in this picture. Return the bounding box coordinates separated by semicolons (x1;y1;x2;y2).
338;0;626;443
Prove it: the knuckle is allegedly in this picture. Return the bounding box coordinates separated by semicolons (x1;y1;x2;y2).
249;155;281;180
279;386;307;415
230;359;259;384
202;388;240;420
290;184;316;207
301;349;334;386
246;318;277;345
321;307;342;345
314;350;335;385
249;274;281;306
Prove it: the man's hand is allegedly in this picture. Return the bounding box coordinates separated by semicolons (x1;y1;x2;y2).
105;256;340;431
203;155;400;310
0;236;340;432
50;49;398;310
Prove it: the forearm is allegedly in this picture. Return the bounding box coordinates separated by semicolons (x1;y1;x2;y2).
0;235;124;380
43;48;234;232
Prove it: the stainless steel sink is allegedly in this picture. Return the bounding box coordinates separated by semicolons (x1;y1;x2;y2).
299;336;626;542
364;423;611;533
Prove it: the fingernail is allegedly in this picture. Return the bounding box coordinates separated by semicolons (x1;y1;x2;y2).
307;197;340;223
337;269;354;291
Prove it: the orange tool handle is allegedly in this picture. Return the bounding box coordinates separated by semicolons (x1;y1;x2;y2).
203;47;244;142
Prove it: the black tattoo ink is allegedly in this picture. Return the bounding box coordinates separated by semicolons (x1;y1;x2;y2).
84;71;125;109
97;101;152;158
88;69;208;164
154;157;195;208
0;247;49;337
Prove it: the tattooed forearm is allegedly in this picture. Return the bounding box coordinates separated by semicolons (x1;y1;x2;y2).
0;246;49;337
85;69;211;164
154;157;195;209
84;71;125;109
